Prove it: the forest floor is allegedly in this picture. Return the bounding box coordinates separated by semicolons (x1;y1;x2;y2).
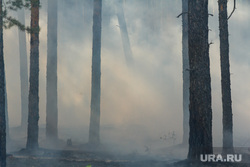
6;152;250;167
6;146;250;167
6;127;250;167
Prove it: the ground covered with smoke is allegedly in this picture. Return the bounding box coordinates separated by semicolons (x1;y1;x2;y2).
4;0;250;166
6;127;250;167
6;152;250;167
6;127;184;167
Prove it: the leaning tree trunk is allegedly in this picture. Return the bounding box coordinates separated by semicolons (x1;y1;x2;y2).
188;0;213;160
26;0;40;150
218;0;234;154
116;0;133;66
18;7;29;130
182;0;189;146
89;0;102;145
0;0;6;166
46;0;58;140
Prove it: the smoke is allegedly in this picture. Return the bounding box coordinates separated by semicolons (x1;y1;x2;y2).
3;0;250;161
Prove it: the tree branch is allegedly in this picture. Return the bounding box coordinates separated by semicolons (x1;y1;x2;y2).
227;0;236;20
176;12;188;18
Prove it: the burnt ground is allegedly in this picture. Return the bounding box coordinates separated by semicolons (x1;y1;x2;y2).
6;148;250;167
6;126;184;167
6;127;250;167
6;153;250;167
7;148;175;167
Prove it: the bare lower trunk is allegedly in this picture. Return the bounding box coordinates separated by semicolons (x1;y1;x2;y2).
89;0;102;145
18;7;29;130
182;0;189;146
26;0;40;150
188;0;213;160
5;76;9;140
116;0;133;66
0;0;6;166
218;0;234;154
46;0;58;141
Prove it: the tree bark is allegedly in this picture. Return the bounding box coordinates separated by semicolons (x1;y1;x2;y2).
182;0;189;146
4;76;9;141
0;0;6;165
46;0;58;140
89;0;102;145
18;7;29;130
116;0;133;66
26;0;40;150
218;0;234;154
188;0;213;160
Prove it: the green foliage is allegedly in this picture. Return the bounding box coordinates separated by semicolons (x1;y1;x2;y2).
1;0;40;33
86;165;92;167
5;0;30;11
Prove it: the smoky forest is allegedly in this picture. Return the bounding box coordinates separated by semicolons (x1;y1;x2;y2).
0;0;250;167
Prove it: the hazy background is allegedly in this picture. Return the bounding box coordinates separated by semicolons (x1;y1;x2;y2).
3;0;250;155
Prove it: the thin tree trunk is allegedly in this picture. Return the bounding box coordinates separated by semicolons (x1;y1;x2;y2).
46;0;58;140
18;7;29;130
116;0;133;66
188;0;213;160
182;0;189;146
26;0;40;150
218;0;234;154
89;0;102;145
4;76;9;140
0;0;6;165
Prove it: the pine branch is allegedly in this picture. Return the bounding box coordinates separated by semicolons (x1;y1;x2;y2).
227;0;236;20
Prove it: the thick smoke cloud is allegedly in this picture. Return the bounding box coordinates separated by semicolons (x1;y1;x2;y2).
3;0;250;156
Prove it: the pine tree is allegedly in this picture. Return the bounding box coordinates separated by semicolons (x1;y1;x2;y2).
116;0;133;66
18;6;29;130
218;0;234;154
46;0;58;141
89;0;102;145
188;0;213;160
26;0;40;150
182;0;189;145
0;0;6;165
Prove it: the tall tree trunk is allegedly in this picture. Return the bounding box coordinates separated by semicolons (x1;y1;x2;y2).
182;0;189;146
26;0;40;150
4;77;9;141
188;0;213;160
0;0;6;165
46;0;58;140
18;7;29;130
116;0;133;66
89;0;102;145
218;0;234;154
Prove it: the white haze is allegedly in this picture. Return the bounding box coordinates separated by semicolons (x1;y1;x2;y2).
3;0;250;156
